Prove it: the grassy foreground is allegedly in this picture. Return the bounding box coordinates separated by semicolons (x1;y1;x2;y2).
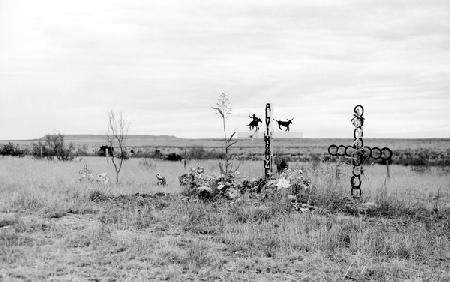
0;157;449;280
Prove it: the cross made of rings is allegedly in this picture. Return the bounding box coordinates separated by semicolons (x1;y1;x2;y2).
327;105;393;198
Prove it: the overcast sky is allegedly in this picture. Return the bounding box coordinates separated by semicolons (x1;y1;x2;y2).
1;0;449;139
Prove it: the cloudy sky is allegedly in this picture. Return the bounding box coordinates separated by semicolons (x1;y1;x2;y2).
1;0;449;139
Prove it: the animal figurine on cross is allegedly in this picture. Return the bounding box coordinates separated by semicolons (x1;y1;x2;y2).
248;114;262;132
275;118;294;132
327;105;393;198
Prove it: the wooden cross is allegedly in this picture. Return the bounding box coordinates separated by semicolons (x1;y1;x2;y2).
327;105;393;198
264;103;274;178
79;163;92;177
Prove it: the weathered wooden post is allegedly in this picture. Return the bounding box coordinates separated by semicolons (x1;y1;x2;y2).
105;148;109;163
264;103;274;178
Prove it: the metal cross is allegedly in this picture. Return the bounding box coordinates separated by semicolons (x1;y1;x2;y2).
327;105;393;198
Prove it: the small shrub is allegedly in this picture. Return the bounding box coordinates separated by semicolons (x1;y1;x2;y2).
152;149;163;159
0;142;25;157
75;145;89;156
187;147;206;159
167;153;182;161
31;133;75;161
275;158;289;173
179;167;240;200
89;190;110;203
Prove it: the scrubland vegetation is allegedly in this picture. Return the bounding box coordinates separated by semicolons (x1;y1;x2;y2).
0;156;449;280
3;137;450;167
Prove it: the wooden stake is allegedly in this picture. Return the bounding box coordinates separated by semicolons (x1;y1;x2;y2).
386;162;390;179
264;103;274;178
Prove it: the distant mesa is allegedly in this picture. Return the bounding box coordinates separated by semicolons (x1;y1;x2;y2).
54;134;177;139
32;134;177;141
236;132;303;139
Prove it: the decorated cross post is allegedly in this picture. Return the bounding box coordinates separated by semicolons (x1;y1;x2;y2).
327;105;393;198
264;103;274;178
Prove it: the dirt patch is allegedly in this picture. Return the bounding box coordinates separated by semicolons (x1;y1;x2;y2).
89;191;174;208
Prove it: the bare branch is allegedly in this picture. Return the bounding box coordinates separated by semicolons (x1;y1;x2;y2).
106;110;129;183
227;140;238;149
227;132;236;143
212;93;237;176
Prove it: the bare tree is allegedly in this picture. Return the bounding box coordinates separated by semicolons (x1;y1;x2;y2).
212;92;238;176
106;111;129;183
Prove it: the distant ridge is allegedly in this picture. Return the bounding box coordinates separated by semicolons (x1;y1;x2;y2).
34;134;177;140
236;132;303;139
1;136;449;153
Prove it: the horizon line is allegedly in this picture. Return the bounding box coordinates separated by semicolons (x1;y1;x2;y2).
1;134;450;142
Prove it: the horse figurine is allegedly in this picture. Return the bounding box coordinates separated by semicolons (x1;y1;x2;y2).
248;114;262;132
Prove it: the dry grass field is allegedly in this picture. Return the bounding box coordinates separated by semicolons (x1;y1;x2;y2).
1;157;449;280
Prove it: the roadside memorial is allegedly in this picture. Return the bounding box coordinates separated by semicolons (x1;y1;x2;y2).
327;105;393;198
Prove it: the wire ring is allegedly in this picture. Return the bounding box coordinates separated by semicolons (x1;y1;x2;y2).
353;128;363;139
351;175;361;188
351;116;364;128
362;146;372;158
353;138;363;149
354;105;364;117
381;147;393;161
345;146;355;157
337;145;347;156
328;144;338;156
371;147;382;159
353;166;362;176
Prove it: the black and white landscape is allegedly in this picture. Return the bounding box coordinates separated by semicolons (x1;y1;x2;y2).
1;1;449;280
